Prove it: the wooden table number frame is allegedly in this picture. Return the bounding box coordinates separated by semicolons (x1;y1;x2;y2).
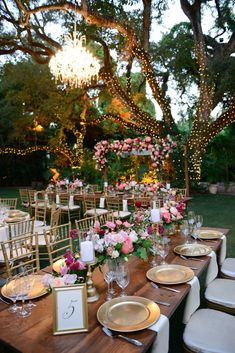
53;284;88;335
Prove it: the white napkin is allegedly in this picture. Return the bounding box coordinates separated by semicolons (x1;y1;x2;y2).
149;314;169;353
44;193;49;201
56;194;60;205
122;199;128;212
205;251;218;286
99;197;105;208
69;195;74;207
34;192;37;202
182;277;200;324
219;235;227;265
152;201;157;209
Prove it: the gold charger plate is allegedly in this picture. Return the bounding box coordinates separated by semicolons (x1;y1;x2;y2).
174;243;212;257
97;296;160;332
1;274;47;301
7;210;28;218
4;216;27;223
197;230;223;240
52;258;65;273
146;264;194;285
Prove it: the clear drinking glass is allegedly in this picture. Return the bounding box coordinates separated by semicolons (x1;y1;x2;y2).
6;276;20;313
103;260;116;301
181;221;190;244
158;237;169;265
24;264;37;309
16;275;31;318
115;263;130;297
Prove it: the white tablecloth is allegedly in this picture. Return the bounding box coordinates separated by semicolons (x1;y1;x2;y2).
149;314;169;353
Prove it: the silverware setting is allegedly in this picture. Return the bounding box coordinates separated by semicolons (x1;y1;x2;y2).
0;296;12;305
102;326;143;346
180;254;205;262
190;266;198;270
151;281;180;293
154;300;171;307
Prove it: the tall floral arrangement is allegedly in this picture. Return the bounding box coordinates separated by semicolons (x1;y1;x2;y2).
160;200;186;228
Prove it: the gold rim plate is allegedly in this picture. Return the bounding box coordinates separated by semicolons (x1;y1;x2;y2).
52;259;66;273
1;274;48;301
7;210;28;218
97;296;160;332
4;216;27;223
146;264;194;285
174;243;212;257
197;230;223;240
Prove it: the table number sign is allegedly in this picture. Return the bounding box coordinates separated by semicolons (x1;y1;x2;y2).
53;284;88;335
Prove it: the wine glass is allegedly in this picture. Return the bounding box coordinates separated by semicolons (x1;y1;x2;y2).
24;264;37;309
158;237;169;265
103;260;116;301
115;263;130;297
16;275;31;318
5;276;20;314
188;211;196;227
149;232;160;267
181;221;190;244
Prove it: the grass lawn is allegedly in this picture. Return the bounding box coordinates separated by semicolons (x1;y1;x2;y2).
0;188;234;353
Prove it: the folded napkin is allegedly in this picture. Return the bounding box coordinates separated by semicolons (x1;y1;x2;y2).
99;197;105;208
149;314;169;353
56;194;60;205
205;251;218;286
182;277;200;324
122;199;128;212
69;195;74;207
219;235;227;265
44;193;49;201
34;192;37;202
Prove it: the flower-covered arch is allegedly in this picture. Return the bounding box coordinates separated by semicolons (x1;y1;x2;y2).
93;135;177;171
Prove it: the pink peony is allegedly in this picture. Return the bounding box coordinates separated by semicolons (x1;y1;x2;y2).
121;238;134;254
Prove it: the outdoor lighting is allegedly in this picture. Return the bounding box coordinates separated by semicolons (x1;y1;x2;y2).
49;32;100;88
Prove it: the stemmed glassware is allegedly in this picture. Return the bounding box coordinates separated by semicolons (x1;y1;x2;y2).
115;262;130;297
181;221;190;244
103;260;116;301
6;276;20;313
16;274;31;318
149;232;160;267
158;237;169;265
24;265;37;309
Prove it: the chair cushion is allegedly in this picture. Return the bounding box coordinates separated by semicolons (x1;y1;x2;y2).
60;205;80;210
85;208;108;216
113;211;131;219
221;258;235;278
205;278;235;308
183;308;235;353
34;220;45;227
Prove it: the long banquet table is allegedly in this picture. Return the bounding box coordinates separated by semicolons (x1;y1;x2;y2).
0;227;229;353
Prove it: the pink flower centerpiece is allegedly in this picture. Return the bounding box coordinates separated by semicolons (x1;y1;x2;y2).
91;219;152;264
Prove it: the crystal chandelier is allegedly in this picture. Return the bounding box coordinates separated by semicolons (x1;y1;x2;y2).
49;32;100;88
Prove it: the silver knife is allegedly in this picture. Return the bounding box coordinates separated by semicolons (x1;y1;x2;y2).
160;286;180;293
155;300;171;307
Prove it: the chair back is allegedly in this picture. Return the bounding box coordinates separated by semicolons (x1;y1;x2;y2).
75;216;96;233
106;196;122;212
133;196;151;209
50;204;61;227
8;218;35;240
34;201;47;225
97;211;114;225
44;222;72;266
1;232;40;279
19;188;30;208
0;198;18;210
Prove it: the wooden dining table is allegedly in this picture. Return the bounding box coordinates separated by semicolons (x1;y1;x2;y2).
0;227;229;353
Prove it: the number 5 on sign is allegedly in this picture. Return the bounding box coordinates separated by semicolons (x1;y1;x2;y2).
53;284;88;335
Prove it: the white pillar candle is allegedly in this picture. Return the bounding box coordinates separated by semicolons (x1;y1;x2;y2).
150;208;161;223
104;181;108;187
80;241;94;263
166;183;171;190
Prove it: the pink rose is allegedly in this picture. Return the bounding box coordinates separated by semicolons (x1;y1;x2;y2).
121;238;134;254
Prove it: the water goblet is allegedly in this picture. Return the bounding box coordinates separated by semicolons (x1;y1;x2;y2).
158;237;169;265
103;260;116;301
5;276;20;314
115;264;130;297
16;275;31;318
24;264;37;309
181;221;190;244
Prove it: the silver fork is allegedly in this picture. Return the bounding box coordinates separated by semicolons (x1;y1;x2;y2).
151;281;180;293
180;255;205;262
102;326;143;346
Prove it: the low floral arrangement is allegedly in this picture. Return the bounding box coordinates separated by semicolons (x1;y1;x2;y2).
160;200;186;228
42;249;87;291
87;219;152;264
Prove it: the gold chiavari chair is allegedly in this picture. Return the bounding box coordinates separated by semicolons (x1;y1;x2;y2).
75;216;96;233
106;196;131;220
8;218;35;240
1;232;40;279
97;211;115;225
83;195;108;217
0;198;18;210
19;188;30;210
56;193;81;223
44;222;72;266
